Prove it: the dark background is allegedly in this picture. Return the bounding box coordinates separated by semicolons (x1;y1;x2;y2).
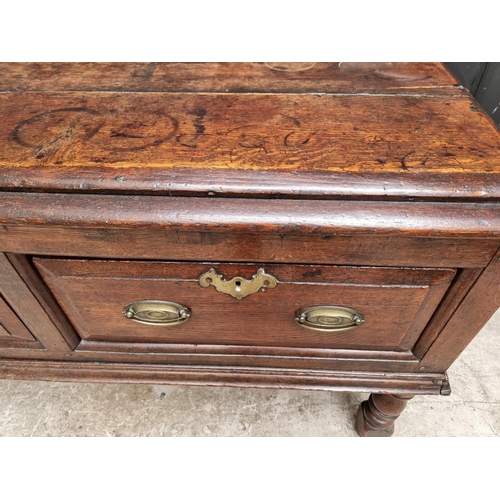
446;63;500;127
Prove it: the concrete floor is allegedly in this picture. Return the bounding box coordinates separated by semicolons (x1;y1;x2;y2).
0;310;499;437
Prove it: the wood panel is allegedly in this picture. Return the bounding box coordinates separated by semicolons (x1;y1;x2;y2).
0;226;496;268
0;293;42;350
0;358;449;395
7;167;500;202
0;93;497;182
412;268;482;358
0;63;497;424
4;194;500;238
0;252;75;352
419;247;500;372
7;253;80;348
33;259;455;351
0;340;420;373
0;295;36;341
0;63;498;200
0;62;459;94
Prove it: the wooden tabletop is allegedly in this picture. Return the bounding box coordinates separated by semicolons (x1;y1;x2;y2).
0;62;499;200
0;62;459;94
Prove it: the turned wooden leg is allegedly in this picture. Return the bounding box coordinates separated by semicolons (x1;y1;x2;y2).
356;393;414;437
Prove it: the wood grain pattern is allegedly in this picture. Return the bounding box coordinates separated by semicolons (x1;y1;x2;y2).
7;254;80;348
7;167;500;202
356;393;414;437
1;226;495;268
0;295;35;341
0;358;449;395
0;294;40;351
0;93;497;176
0;63;499;436
412;268;482;358
75;340;417;360
419;247;500;372
0;339;420;373
0;63;497;201
33;259;455;351
0;252;73;352
36;259;454;284
0;62;459;94
4;193;500;237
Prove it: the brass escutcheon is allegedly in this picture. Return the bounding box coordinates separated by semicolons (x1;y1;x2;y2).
123;300;191;326
198;268;278;300
295;306;365;332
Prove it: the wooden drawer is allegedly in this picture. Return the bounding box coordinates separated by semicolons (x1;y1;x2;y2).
3;63;500;435
33;259;455;353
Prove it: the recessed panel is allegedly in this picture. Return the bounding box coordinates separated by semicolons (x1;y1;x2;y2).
34;259;455;352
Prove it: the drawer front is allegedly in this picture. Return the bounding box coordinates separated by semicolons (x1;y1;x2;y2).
34;259;455;353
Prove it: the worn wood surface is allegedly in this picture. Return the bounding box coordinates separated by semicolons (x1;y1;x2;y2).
0;61;497;201
0;252;72;352
0;339;420;373
0;62;459;94
419;247;500;372
356;393;414;437
0;63;499;433
0;294;40;350
3;92;492;173
1;225;495;268
412;268;482;358
33;259;454;351
7;254;80;349
6;167;500;202
0;91;498;200
0;358;448;395
4;194;500;238
0;295;35;341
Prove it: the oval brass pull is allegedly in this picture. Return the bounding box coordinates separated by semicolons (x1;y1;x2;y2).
199;267;278;300
123;300;191;326
295;306;364;332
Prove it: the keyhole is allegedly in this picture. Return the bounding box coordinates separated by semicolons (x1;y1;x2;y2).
235;280;241;292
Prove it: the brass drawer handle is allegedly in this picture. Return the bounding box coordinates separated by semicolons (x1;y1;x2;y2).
199;267;277;300
296;306;365;332
123;300;191;326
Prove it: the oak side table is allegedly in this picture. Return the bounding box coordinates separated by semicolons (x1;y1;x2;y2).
1;62;499;436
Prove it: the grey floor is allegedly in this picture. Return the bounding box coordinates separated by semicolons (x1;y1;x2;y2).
1;310;499;437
